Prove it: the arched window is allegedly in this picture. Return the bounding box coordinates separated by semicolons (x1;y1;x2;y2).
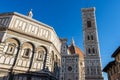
87;35;90;40
87;21;91;28
88;48;91;54
6;43;16;54
23;48;31;57
92;48;95;53
37;50;44;60
91;35;94;40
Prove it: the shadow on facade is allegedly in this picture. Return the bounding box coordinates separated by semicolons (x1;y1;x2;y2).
0;66;60;80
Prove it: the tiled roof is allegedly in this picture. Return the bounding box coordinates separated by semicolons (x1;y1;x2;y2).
68;44;84;58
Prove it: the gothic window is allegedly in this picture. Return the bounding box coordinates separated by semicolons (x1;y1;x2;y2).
87;21;91;28
6;43;16;54
23;48;31;57
91;35;93;40
88;48;91;54
92;48;95;53
37;50;44;60
87;35;90;40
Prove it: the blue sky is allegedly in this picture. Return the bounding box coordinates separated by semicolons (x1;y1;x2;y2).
0;0;120;80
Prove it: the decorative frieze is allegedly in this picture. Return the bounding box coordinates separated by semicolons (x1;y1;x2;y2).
12;18;51;41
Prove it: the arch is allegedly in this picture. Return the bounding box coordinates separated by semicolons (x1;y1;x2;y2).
5;38;20;46
4;38;20;55
21;42;35;58
21;42;35;50
36;46;48;60
39;46;48;53
36;46;47;52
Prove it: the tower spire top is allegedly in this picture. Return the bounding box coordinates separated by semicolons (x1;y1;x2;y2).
71;37;75;46
27;9;33;18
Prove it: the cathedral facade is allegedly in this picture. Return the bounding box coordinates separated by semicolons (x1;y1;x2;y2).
0;7;103;80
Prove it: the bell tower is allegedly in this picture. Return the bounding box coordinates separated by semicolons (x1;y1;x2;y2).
82;7;104;80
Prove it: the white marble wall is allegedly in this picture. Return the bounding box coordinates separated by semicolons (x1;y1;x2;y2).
0;13;61;53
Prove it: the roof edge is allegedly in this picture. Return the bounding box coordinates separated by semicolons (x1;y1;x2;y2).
0;12;54;30
112;46;120;57
103;61;115;72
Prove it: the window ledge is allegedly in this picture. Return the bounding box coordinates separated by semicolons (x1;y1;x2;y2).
22;55;29;59
36;58;43;61
88;54;96;56
5;52;13;55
